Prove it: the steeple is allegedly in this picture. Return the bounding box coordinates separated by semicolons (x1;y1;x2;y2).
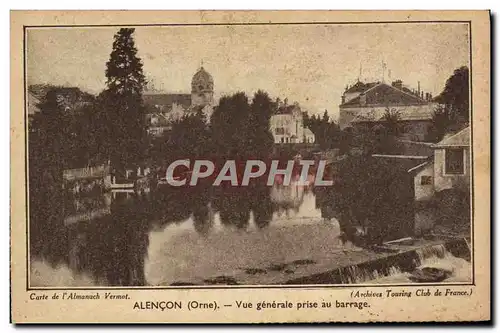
191;64;214;107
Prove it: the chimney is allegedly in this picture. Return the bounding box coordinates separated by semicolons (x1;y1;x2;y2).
421;91;424;99
417;81;421;95
391;79;403;90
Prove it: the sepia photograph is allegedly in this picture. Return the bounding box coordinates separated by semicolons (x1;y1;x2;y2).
10;10;490;324
26;21;473;287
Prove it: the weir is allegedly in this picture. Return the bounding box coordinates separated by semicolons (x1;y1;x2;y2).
282;238;471;285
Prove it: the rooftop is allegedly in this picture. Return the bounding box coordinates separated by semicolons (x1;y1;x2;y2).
143;93;192;111
344;81;379;94
341;82;428;108
432;126;470;148
274;104;301;115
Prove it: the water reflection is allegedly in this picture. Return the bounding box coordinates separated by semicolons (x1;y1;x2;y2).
30;176;438;286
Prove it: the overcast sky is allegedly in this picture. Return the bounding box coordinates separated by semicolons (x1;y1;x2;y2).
27;23;469;119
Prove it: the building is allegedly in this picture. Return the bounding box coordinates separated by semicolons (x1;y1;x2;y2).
143;94;191;137
339;80;438;141
143;66;215;137
270;104;315;144
408;160;435;202
27;84;94;130
408;126;470;201
28;84;93;112
27;91;41;128
304;128;315;144
431;127;471;193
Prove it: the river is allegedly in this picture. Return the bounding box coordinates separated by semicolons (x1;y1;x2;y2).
29;179;471;287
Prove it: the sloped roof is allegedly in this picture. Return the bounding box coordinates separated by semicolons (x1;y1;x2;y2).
28;84;93;102
304;128;314;136
274;105;300;115
366;155;431;174
341;82;427;108
407;161;431;174
27;92;41;116
145;112;172;126
432;126;470;148
143;93;191;110
28;84;51;100
344;81;379;94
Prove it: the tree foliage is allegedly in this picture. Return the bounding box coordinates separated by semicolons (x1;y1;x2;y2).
303;110;341;149
102;28;147;171
427;104;452;142
431;66;469;140
209;91;274;159
168;111;210;161
382;107;401;136
435;66;469;122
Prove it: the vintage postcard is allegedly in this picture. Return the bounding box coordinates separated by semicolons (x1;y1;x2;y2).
10;10;490;323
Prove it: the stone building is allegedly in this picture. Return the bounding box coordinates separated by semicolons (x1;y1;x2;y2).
143;66;215;137
339;80;438;141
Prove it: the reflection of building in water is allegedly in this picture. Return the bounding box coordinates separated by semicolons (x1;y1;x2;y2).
270;182;305;209
63;192;112;226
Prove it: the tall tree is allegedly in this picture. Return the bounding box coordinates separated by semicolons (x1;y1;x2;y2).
427;104;452;142
322;109;330;123
103;28;147;172
434;66;469;129
29;89;66;246
248;90;275;158
210;92;251;158
168;110;210;161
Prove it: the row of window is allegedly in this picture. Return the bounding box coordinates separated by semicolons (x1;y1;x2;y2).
277;137;314;143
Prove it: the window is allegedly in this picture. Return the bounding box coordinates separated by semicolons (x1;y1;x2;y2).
360;94;366;105
445;149;465;175
420;176;432;185
275;127;285;135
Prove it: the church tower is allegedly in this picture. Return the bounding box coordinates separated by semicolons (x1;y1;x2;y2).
191;66;214;108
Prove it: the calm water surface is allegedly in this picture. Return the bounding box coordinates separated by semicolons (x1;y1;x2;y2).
30;181;456;287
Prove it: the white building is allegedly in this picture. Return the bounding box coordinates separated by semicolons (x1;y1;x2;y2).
409;126;471;201
270;104;315;144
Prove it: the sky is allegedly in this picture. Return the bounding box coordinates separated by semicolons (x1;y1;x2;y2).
27;23;469;120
